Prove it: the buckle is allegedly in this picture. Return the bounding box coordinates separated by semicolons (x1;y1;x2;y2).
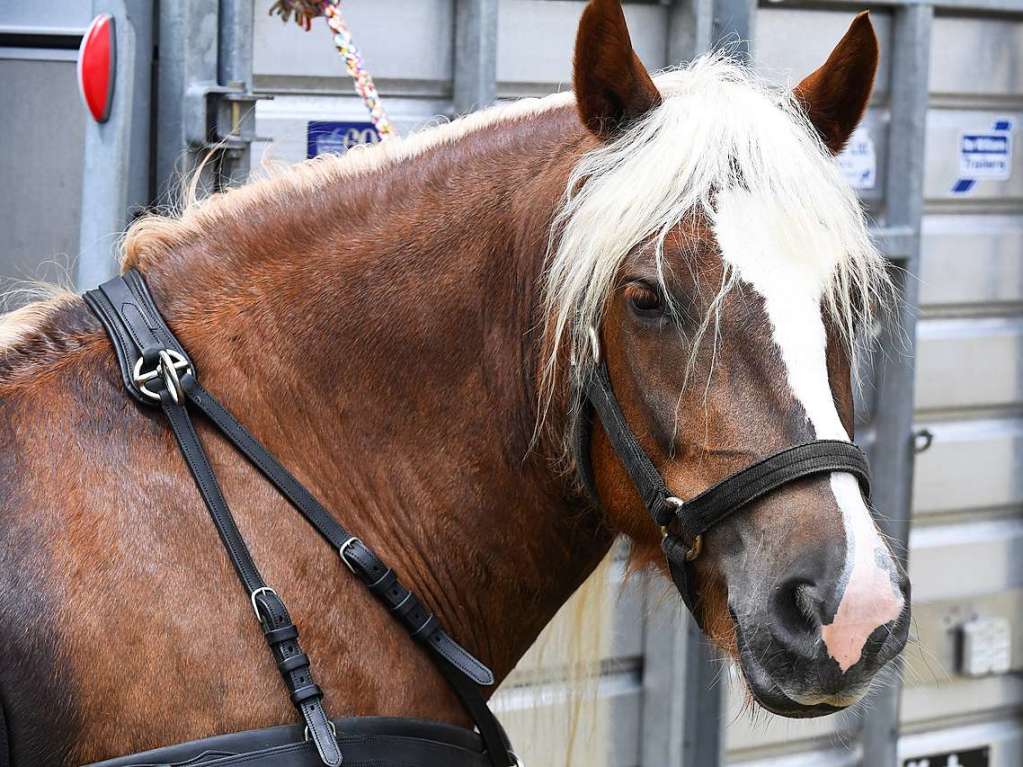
132;349;192;404
304;720;337;742
249;586;279;622
661;497;702;562
338;536;363;574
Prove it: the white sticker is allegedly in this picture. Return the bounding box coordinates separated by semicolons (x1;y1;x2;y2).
959;124;1013;180
951;119;1013;194
837;127;876;190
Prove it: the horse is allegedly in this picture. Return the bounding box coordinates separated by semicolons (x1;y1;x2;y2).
0;1;909;763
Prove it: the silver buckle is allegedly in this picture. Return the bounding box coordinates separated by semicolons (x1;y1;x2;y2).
662;497;702;562
338;537;362;574
304;720;337;742
249;586;279;621
132;349;192;404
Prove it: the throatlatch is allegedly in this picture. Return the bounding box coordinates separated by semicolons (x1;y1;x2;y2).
84;270;517;767
575;332;872;614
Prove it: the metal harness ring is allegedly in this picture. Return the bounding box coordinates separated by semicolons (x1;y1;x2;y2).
132;349;192;404
662;497;702;562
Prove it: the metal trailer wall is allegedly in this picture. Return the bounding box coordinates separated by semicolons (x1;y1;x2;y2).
0;2;92;293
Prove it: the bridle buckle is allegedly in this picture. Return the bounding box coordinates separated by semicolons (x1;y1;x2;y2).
132;349;192;404
662;497;702;562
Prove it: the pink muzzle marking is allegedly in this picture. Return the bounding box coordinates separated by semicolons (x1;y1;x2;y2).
821;546;904;673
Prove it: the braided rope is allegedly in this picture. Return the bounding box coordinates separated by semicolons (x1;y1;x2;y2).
270;0;395;139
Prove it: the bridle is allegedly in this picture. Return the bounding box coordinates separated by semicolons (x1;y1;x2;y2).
574;327;872;614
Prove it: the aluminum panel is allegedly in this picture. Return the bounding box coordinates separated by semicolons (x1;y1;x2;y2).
902;677;1023;726
253;94;453;165
0;58;84;294
923;109;1023;202
728;747;859;767
753;7;893;97
723;668;849;752
0;1;91;31
496;671;642;767
497;559;644;767
253;0;454;90
914;317;1023;413
929;16;1023;98
912;418;1023;515
908;518;1023;602
902;588;1023;686
920;214;1023;308
900;719;1023;767
496;1;668;94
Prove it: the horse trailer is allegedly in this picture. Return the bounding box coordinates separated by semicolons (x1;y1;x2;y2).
0;1;1021;766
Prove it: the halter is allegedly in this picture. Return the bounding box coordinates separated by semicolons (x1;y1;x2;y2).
574;329;872;614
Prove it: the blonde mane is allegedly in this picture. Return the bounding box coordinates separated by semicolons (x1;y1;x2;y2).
541;53;892;412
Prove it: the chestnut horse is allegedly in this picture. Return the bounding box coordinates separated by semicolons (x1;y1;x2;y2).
0;1;908;764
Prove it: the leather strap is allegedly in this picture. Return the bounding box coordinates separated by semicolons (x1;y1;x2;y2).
84;271;515;767
84;270;193;405
86;716;494;767
579;359;872;614
185;385;495;688
159;389;341;767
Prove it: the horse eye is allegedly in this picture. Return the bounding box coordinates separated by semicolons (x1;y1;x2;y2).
625;283;663;316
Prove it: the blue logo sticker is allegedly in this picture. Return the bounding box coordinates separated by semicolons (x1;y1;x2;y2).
307;121;381;159
951;119;1013;194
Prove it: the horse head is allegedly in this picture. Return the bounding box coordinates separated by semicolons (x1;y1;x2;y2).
550;0;910;717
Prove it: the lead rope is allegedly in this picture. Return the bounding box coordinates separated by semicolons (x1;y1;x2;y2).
270;1;396;138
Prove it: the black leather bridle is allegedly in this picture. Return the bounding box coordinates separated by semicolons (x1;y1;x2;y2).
574;330;872;614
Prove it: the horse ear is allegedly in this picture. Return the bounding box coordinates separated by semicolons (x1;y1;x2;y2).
794;12;879;154
574;0;661;140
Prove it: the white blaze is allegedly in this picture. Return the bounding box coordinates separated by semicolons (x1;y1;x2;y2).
713;189;904;675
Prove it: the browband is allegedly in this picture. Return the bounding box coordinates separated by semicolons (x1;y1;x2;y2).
578;358;872;614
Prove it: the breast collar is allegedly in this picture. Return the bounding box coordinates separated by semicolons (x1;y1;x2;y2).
84;270;518;767
572;330;871;615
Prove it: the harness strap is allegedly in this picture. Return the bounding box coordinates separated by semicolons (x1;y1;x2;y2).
580;359;872;614
186;385;495;687
86;278;341;767
84;271;515;767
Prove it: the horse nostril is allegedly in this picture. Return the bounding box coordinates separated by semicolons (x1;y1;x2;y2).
775;579;823;638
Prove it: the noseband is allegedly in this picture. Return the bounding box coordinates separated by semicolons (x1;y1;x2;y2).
574;329;872;614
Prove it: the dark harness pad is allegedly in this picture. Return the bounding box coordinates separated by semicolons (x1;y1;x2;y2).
86;717;489;767
0;698;8;767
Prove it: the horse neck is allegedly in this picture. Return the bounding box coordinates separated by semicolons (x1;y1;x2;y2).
139;106;613;680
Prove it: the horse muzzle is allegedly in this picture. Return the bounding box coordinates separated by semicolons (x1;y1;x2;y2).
731;572;911;718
